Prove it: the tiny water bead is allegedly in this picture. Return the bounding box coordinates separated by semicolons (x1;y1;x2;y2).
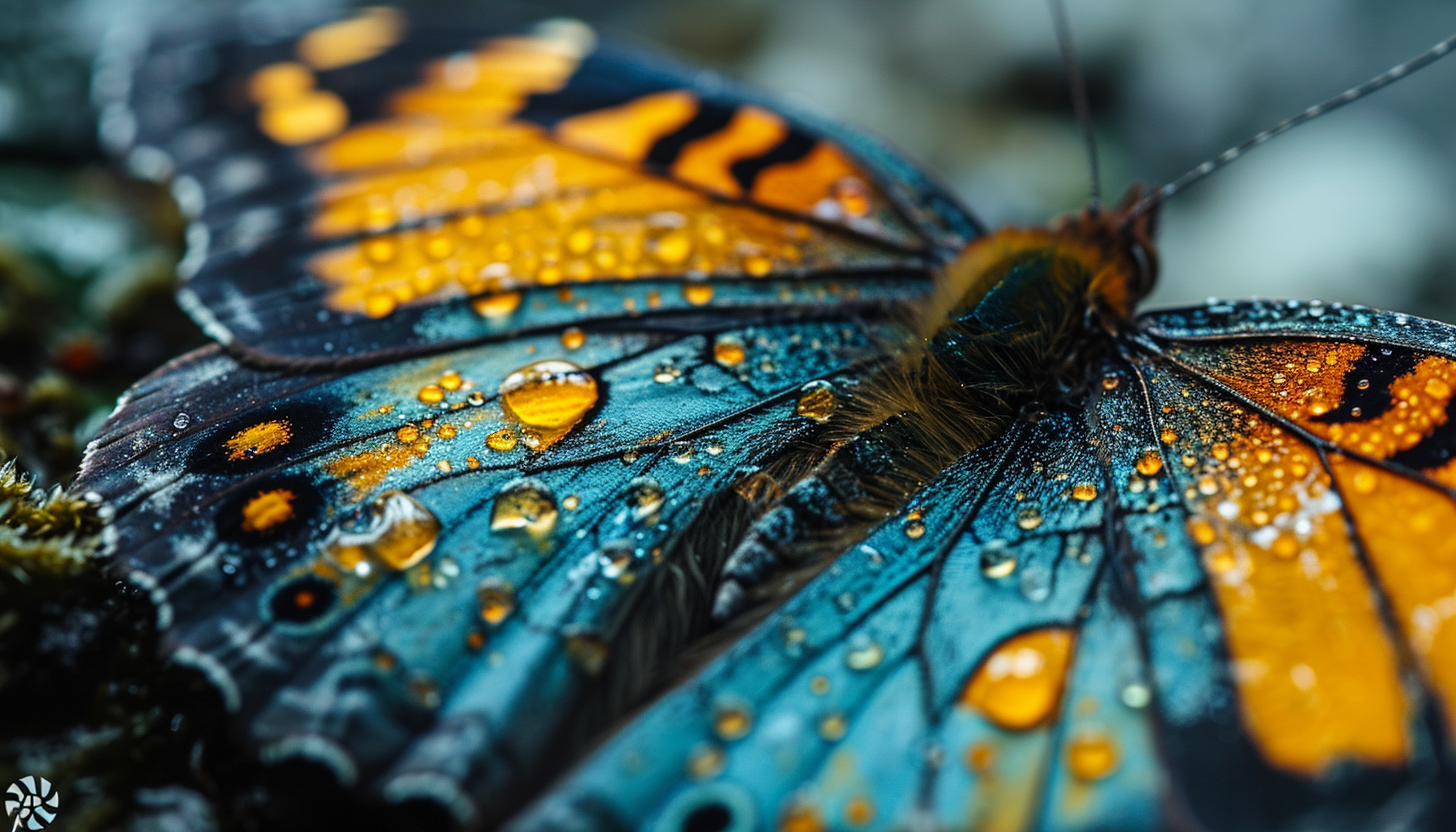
980;541;1017;578
499;359;598;431
1015;505;1043;531
476;577;516;625
489;479;559;541
627;477;666;520
560;327;586;350
173;412;191;430
1070;482;1098;501
713;336;747;367
711;701;754;741
844;634;884;670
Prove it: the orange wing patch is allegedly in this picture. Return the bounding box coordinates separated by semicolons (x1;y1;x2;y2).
1153;380;1411;775
553;90;701;161
670;105;788;197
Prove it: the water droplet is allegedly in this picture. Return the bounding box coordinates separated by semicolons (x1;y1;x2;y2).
1019;564;1052;602
626;477;665;521
173;412;190;430
467;391;486;406
712;700;754;741
685;743;725;780
1071;483;1098;501
323;490;440;572
418;384;445;405
818;710;848;741
486;428;518;451
560;327;586;350
653;364;679;384
960;628;1074;730
706;441;724;456
903;518;926;539
1066;730;1120;781
1357;378;1371;390
499;360;597;434
1427;377;1452;399
1135;450;1163;476
1016;505;1043;530
713;336;747;367
471;291;523;319
845;634;884;670
980;541;1017;578
476;577;515;625
1101;375;1120;391
489;479;559;541
563;629;609;675
795;380;838;423
1120;683;1151;709
562;494;580;511
670;441;693;464
1160;427;1177;444
682;282;714;306
439;370;463;391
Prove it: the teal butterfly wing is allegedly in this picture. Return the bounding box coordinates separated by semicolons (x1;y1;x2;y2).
511;302;1456;831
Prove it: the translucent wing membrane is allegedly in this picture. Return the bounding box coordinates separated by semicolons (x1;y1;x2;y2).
512;303;1456;832
78;315;879;825
101;8;977;362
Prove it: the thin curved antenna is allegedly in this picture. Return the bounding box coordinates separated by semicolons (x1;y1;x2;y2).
1049;0;1101;212
1125;30;1456;226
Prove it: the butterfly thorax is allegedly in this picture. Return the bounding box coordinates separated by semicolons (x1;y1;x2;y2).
923;188;1160;398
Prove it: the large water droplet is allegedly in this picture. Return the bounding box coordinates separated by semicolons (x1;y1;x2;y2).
1135;449;1163;476
489;479;559;542
499;360;598;433
960;628;1074;730
323;490;440;572
795;380;837;423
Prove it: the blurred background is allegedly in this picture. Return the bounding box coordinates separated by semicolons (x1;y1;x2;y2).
3;0;1456;479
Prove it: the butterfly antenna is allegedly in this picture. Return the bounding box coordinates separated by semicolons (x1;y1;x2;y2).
1049;0;1101;212
1125;30;1456;227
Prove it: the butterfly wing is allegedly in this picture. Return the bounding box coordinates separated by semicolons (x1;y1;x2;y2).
101;7;977;364
511;302;1456;831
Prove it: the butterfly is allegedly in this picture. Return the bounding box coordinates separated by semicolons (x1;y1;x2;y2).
76;5;1456;831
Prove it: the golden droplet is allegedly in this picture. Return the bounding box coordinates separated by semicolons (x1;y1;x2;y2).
560;327;586;350
682;282;714;306
296;6;404;70
903;518;926;539
418;384;445;405
226;420;294;461
396;425;421;443
686;743;726;780
499;360;598;432
1066;730;1120;781
1351;468;1378;494
652;230;693;264
476;577;515;625
439;371;463;391
965;741;996;774
713;336;747;367
843;796;874;827
486;428;518;451
1102;375;1120;391
437;424;457;440
258;90;348;145
626;477;666;521
241;488;296;533
818;710;847;741
322;490;440;572
1135;450;1163;476
960;628;1075;730
1016;505;1043;531
1071;483;1098;501
1426;377;1452;399
1160;427;1177;444
248;61;314;104
489;479;559;541
743;254;773;277
712;702;754;741
1187;518;1217;546
795;380;837;423
562;494;581;511
472;291;523;319
363;291;397;319
1211;442;1230;461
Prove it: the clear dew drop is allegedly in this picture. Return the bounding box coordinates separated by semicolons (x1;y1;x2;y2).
173;412;190;430
1121;683;1151;709
626;477;666;521
980;541;1018;578
845;634;884;670
489;479;559;542
322;490;440;572
598;540;638;582
1018;563;1052;602
499;359;598;430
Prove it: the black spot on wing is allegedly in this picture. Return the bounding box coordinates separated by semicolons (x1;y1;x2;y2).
514;46;679;128
643;102;735;168
1311;344;1419;424
728;130;817;193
